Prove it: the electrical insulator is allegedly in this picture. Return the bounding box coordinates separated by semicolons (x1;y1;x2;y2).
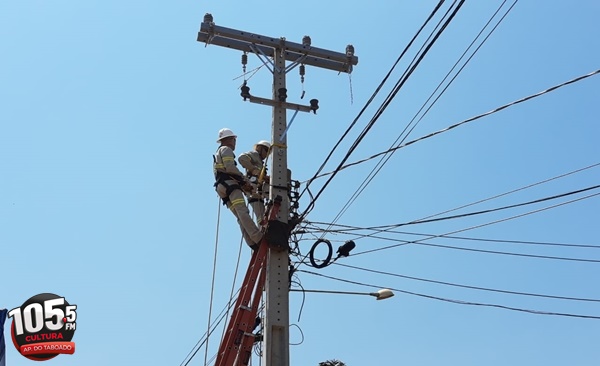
346;44;355;57
309;99;319;114
241;83;251;101
302;35;311;47
241;52;248;75
299;64;305;83
203;13;213;23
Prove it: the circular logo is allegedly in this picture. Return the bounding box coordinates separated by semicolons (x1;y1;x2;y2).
8;293;77;361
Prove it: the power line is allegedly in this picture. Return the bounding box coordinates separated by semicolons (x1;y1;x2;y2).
419;232;600;249
404;241;600;263
294;231;600;263
299;222;600;250
305;69;600;183
389;184;600;226
352;191;600;256
292;187;600;265
331;263;600;302
325;0;519;226
402;162;600;224
301;0;466;219
296;183;600;259
180;297;235;366
298;0;448;203
313;184;600;230
300;270;600;320
298;161;600;238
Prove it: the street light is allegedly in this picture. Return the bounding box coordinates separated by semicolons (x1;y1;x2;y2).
289;288;394;300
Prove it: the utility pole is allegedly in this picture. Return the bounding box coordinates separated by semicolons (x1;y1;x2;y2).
198;14;357;366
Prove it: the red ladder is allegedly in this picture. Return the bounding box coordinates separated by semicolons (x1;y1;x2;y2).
214;199;281;366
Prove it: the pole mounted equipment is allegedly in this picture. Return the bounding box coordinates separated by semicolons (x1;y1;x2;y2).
197;13;358;112
197;13;357;366
198;14;358;71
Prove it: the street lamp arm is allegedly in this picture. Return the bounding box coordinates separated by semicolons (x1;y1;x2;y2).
289;288;394;300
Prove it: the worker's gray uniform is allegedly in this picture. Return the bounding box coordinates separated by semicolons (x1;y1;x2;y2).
238;150;268;223
213;146;262;247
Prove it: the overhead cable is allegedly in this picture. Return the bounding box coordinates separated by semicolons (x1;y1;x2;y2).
301;0;465;218
332;263;600;302
402;162;600;224
295;229;600;263
305;69;600;182
204;197;222;366
388;184;600;226
353;191;600;256
300;222;600;250
301;270;600;320
306;183;600;235
294;183;600;261
299;161;600;239
180;295;237;366
298;0;448;201
326;0;519;225
406;240;600;263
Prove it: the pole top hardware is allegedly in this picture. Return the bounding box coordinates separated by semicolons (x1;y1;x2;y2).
240;82;251;101
197;16;358;73
238;80;318;113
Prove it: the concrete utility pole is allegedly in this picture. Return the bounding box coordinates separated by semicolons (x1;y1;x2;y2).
198;14;357;366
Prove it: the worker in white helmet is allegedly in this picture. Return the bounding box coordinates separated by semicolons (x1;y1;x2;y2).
238;140;271;223
213;128;263;249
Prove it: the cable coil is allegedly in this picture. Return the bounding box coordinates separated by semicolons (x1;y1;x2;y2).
308;239;333;268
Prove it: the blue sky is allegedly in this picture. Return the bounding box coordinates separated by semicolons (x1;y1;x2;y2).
1;1;599;365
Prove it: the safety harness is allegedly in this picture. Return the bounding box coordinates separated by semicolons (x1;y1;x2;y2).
241;151;268;204
213;148;246;206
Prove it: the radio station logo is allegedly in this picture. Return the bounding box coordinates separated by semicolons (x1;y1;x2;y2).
8;293;77;361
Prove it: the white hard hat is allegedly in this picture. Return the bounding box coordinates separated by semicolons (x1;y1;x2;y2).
255;140;271;149
216;128;237;142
